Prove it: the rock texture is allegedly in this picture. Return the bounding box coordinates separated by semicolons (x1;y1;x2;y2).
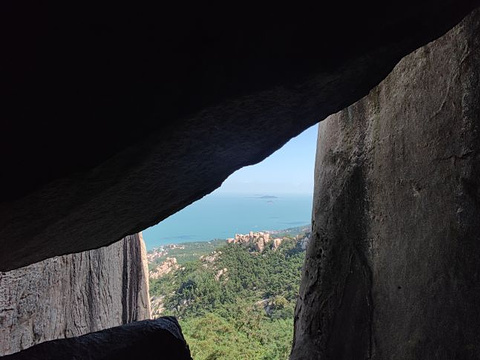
0;233;150;356
1;317;192;360
150;257;180;280
228;232;285;252
2;2;480;271
292;9;480;360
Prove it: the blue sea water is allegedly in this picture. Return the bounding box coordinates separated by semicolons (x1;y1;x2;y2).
142;193;313;250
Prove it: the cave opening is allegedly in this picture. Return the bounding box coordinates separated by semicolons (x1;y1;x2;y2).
142;124;318;359
2;3;480;359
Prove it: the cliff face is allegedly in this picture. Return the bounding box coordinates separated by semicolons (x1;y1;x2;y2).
292;9;480;360
0;233;151;356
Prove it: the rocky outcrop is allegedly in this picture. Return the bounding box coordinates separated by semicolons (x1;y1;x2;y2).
147;249;168;263
214;268;228;282
228;232;284;252
199;251;220;263
2;2;479;272
1;317;192;360
272;238;284;250
149;257;180;280
0;233;151;356
298;233;310;251
292;9;480;360
150;296;166;319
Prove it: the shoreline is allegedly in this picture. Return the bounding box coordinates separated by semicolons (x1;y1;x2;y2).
145;224;311;253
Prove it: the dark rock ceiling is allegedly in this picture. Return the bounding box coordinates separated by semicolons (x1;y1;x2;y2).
1;1;479;271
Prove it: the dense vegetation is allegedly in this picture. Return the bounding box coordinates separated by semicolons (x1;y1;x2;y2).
148;239;225;268
149;234;307;360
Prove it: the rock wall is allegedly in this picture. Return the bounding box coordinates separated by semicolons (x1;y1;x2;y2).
0;233;151;356
292;9;480;360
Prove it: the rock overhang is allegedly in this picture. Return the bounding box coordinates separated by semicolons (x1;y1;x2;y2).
1;1;479;271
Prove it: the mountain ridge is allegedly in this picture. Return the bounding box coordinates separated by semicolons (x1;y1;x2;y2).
147;226;310;359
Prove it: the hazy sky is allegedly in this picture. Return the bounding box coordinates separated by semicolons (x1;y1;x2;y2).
215;123;318;195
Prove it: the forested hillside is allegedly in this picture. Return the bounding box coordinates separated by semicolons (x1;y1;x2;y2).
149;229;308;359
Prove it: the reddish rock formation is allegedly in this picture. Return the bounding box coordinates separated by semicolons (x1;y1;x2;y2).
272;238;284;250
230;231;286;252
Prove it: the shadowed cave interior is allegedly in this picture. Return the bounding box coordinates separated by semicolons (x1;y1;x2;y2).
1;2;480;359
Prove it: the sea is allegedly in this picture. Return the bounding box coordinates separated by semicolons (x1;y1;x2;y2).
142;192;313;250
